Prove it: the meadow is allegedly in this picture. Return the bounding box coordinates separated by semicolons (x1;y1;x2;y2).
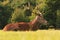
0;30;60;40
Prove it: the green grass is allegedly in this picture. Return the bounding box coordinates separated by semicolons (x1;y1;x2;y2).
0;30;60;40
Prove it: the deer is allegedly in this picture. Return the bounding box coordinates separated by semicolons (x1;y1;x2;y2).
3;10;48;31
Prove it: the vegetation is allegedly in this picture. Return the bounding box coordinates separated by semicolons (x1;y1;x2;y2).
0;0;60;29
0;30;60;40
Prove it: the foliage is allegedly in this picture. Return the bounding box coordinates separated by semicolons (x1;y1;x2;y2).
0;1;14;29
56;10;60;28
10;8;30;23
0;0;60;29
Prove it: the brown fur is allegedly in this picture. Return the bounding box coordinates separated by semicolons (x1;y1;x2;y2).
3;13;48;31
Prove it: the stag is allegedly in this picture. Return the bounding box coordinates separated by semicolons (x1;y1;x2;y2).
3;10;48;31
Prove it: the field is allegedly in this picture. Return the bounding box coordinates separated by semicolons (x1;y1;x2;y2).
0;30;60;40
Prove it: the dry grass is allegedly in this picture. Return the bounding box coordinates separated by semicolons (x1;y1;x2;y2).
0;30;60;40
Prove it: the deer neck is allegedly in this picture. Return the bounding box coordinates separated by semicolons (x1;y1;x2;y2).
29;16;39;25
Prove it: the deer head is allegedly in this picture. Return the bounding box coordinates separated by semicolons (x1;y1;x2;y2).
34;10;48;25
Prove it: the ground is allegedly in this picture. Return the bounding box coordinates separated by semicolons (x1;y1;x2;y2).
0;30;60;40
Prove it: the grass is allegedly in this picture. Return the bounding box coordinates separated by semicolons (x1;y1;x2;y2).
0;30;60;40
